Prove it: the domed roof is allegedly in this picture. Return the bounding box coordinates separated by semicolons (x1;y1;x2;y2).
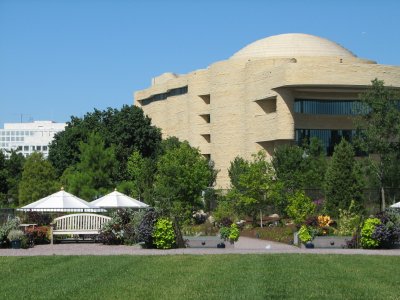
231;33;356;59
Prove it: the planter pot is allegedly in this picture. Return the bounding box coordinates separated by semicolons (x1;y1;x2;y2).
312;236;352;249
11;240;21;249
305;242;314;249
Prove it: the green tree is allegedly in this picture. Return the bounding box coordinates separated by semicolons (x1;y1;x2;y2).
49;105;161;180
0;151;8;207
324;139;364;216
228;156;250;190
4;151;25;207
228;151;277;222
127;150;157;204
272;137;327;191
62;133;117;200
355;79;400;209
18;152;59;205
286;191;316;225
154;141;214;220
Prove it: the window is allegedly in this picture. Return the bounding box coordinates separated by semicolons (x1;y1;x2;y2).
294;99;363;115
36;146;42;151
43;146;48;151
140;86;188;106
295;129;360;156
24;146;29;151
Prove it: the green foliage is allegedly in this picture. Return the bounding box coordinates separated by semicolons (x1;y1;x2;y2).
213;199;236;223
0;218;19;246
336;200;362;236
228;223;240;242
228;156;250;190
324;139;364;216
298;225;312;243
154;141;214;220
286;191;316;225
360;218;381;249
127;150;157;204
228;151;276;220
272;137;327;191
61;133;117;200
152;218;176;249
48;105;161;180
3;150;25;207
7;229;24;241
18;152;59;206
355;79;400;208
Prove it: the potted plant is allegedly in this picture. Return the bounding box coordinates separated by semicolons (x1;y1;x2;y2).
7;229;24;249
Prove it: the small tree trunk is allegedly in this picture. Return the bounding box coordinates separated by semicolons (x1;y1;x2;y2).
381;186;386;211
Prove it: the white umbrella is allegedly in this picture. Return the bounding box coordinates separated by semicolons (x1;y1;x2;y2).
91;190;149;208
390;202;400;208
17;188;104;212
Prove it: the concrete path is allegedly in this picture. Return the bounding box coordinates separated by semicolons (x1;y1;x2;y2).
1;237;399;256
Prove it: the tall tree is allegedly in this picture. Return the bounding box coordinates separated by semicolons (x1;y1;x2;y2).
228;151;277;222
355;79;400;209
48;105;161;180
61;133;117;200
154;141;215;220
18;152;59;206
324;139;364;216
5;150;25;206
0;151;8;207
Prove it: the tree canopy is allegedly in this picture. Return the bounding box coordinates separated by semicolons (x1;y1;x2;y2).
18;152;59;206
48;105;161;181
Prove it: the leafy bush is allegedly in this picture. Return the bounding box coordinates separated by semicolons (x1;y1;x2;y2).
137;209;158;248
219;223;240;243
298;225;312;243
99;218;124;245
25;212;52;226
336;200;361;236
372;208;400;248
25;226;50;244
152;218;176;249
286;191;316;225
7;229;24;241
361;218;381;249
228;223;240;242
0;218;20;247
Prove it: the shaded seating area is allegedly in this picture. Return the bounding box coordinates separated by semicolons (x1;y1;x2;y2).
51;213;111;244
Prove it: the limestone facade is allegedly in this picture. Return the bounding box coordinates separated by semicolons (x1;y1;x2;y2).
134;33;400;188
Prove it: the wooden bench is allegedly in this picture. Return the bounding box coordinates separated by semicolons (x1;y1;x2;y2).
51;213;111;244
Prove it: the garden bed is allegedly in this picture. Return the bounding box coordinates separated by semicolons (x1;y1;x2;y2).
241;225;296;245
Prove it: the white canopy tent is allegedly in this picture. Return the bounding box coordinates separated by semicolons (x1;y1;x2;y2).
17;189;104;212
91;190;149;208
390;202;400;208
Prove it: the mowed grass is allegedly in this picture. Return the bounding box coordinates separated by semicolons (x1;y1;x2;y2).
1;254;399;299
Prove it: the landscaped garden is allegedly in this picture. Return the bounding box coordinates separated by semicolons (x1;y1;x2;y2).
1;254;400;299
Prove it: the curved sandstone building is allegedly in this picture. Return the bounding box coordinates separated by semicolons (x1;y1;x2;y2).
134;33;400;188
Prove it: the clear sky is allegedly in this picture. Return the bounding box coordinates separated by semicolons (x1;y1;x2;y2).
0;0;399;127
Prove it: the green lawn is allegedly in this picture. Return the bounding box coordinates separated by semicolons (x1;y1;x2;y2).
1;254;399;299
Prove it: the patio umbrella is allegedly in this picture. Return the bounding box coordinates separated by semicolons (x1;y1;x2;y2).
17;188;103;212
91;190;149;208
390;202;400;208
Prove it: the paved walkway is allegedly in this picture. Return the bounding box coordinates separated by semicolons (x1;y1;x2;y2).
1;237;399;256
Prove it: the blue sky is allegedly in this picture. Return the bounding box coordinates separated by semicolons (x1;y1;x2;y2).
0;0;399;127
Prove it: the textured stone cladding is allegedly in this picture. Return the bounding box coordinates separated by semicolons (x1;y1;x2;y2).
135;56;400;188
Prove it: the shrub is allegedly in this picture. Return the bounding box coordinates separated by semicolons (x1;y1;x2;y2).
7;229;24;241
219;223;240;243
372;208;400;248
298;225;312;243
0;218;20;247
286;191;316;225
336;200;361;236
361;218;381;249
228;223;240;242
25;212;52;226
25;226;50;244
137;209;158;248
152;218;176;249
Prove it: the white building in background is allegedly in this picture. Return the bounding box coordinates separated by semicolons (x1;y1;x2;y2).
0;121;66;158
